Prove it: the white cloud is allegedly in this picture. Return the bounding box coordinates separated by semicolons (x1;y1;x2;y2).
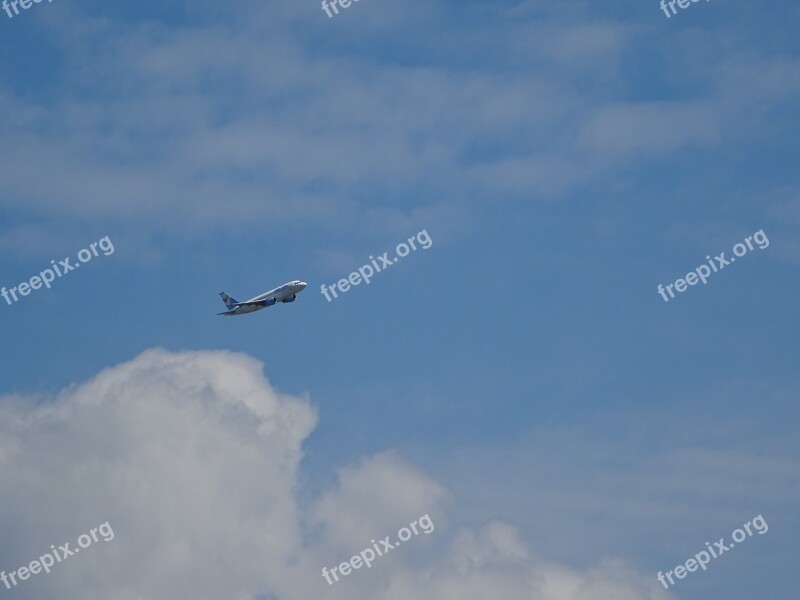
312;451;452;551
0;349;674;599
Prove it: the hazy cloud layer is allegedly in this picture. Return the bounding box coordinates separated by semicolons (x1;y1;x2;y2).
0;1;798;243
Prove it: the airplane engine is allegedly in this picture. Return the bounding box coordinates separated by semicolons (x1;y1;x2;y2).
281;295;297;303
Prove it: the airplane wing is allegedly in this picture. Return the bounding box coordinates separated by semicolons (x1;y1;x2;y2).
236;297;277;308
216;296;278;315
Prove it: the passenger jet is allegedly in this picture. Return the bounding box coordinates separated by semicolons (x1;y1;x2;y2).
217;280;307;316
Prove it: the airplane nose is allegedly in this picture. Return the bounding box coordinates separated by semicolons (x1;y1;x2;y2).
299;282;307;290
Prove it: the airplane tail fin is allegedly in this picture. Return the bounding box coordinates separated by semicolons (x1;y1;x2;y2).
219;292;239;310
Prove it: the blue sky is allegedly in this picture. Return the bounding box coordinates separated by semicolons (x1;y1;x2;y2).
0;0;798;599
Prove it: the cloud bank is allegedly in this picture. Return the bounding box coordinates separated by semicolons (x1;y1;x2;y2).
0;349;672;599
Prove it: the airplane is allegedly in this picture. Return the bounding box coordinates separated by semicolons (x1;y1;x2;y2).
217;280;307;316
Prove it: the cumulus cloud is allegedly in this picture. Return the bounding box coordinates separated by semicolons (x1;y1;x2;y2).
0;349;673;599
